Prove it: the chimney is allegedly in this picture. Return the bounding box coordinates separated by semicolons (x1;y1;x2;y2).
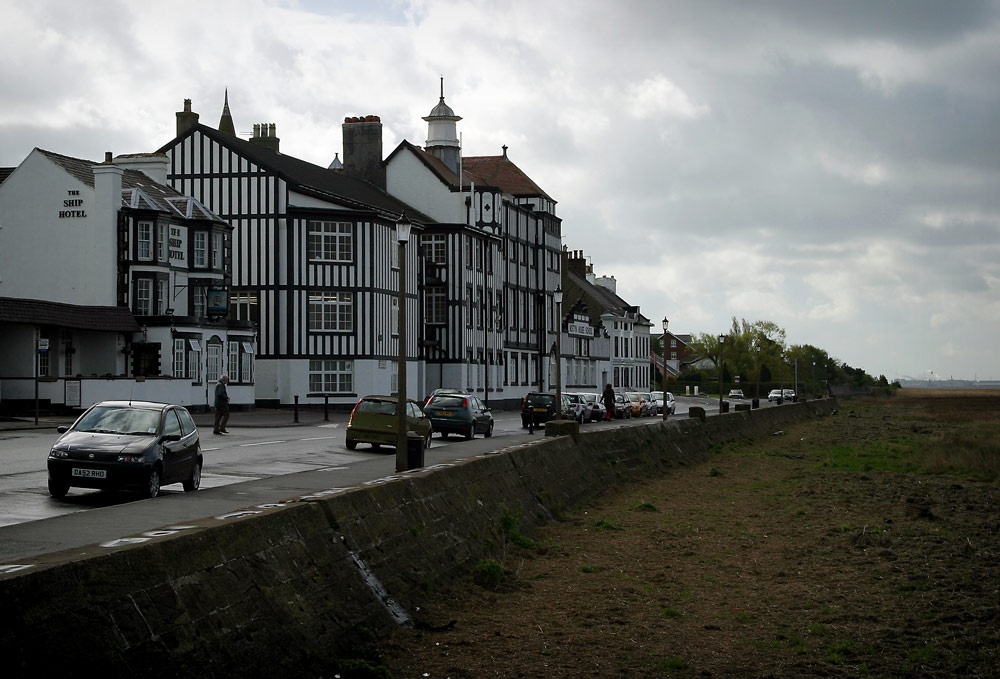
112;153;169;185
563;248;591;278
92;155;124;298
176;99;199;136
595;275;617;294
342;115;385;189
249;122;280;152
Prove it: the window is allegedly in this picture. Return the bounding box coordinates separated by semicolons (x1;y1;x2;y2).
423;234;446;264
137;221;153;260
227;340;255;383
206;341;223;383
192;285;207;318
425;287;446;325
229;341;239;382
156;279;169;315
157;223;168;262
308;359;352;393
172;338;202;381
307;221;353;262
193;232;208;268
308;292;353;331
212;232;223;269
135;278;153;315
231;291;260;325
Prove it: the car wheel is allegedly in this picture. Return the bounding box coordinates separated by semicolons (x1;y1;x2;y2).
425;433;432;449
183;460;202;492
48;478;69;499
144;466;162;499
346;439;357;450
485;421;494;438
465;423;474;440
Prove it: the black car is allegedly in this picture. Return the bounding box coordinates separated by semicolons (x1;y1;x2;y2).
47;400;202;499
520;392;559;428
423;393;494;439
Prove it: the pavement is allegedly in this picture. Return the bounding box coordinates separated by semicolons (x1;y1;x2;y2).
0;406;343;432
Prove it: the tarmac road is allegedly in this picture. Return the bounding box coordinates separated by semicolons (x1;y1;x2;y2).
0;396;722;570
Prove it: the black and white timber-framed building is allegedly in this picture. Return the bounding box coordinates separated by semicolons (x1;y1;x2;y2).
156;85;640;409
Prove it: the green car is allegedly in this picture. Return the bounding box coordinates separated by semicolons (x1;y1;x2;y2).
345;395;434;451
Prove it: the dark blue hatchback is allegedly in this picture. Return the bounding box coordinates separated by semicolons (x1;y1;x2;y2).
423;393;494;440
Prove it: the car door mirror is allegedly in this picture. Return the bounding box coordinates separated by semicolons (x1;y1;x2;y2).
161;433;182;443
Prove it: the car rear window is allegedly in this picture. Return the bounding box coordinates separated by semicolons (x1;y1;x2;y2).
430;396;467;407
357;399;396;415
527;394;554;405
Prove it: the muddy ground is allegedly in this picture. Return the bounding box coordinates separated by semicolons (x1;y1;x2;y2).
373;392;1000;678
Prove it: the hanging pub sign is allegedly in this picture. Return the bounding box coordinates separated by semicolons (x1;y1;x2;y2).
207;289;229;315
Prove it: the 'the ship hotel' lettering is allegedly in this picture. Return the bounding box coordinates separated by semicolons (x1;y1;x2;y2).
58;190;86;218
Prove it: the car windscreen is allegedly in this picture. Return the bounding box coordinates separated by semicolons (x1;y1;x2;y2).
75;406;160;435
528;394;554;405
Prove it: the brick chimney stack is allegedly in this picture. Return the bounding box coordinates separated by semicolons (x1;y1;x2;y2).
176;99;200;136
250;123;280;152
342;115;385;189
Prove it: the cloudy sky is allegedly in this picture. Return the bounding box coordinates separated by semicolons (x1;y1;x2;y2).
2;0;998;382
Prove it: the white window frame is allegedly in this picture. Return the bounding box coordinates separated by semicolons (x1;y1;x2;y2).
308;292;353;332
137;221;153;261
307;221;353;262
308;359;353;393
194;232;208;268
136;278;153;315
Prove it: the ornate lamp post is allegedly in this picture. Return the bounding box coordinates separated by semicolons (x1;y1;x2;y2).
554;286;563;418
662;317;669;420
718;334;725;414
394;213;413;473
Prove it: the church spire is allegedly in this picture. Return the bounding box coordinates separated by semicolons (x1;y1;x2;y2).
218;88;236;136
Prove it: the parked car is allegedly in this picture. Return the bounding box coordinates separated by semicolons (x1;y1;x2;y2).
625;392;649;417
728;389;745;399
345;395;433;451
783;389;797;402
580;393;605;421
564;393;590;423
640;392;658;416
521;392;559;428
613;392;632;419
768;389;784;403
423;393;494;439
46;400;202;499
649;390;676;416
423;387;464;405
663;391;676;415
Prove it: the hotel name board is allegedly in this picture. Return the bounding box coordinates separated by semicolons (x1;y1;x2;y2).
568;322;594;338
58;190;86;218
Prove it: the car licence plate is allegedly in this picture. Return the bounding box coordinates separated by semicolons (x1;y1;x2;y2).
438;410;453;416
533;407;548;413
72;468;107;479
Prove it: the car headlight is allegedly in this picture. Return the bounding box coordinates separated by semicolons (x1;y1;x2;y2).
49;449;68;459
117;454;147;463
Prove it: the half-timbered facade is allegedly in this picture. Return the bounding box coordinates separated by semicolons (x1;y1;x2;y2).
0;148;254;412
385;85;563;409
158;101;430;406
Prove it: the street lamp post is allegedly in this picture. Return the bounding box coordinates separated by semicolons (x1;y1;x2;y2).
554;286;563;418
394;213;412;473
662;317;669;420
718;334;725;414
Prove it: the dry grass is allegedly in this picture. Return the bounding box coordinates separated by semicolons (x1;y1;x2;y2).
364;393;1000;678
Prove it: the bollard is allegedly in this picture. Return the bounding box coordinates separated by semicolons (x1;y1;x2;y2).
324;394;329;421
751;398;759;409
688;406;706;422
294;395;300;423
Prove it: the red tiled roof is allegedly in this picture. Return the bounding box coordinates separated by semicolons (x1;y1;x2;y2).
462;154;552;201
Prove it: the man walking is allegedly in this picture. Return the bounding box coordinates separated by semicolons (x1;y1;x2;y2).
213;374;230;435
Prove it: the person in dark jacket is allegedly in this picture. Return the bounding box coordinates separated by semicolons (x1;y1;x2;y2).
213;374;230;435
601;383;616;421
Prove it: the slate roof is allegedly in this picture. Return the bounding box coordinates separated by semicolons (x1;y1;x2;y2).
0;297;140;332
563;267;650;330
0;167;13;185
37;149;225;224
157;126;433;224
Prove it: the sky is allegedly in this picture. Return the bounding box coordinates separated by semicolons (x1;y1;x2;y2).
2;0;999;383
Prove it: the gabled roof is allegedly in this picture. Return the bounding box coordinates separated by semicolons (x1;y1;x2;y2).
0;167;13;186
564;267;650;330
463;153;552;201
36;149;225;224
158;125;433;224
0;297;140;332
385;140;462;188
